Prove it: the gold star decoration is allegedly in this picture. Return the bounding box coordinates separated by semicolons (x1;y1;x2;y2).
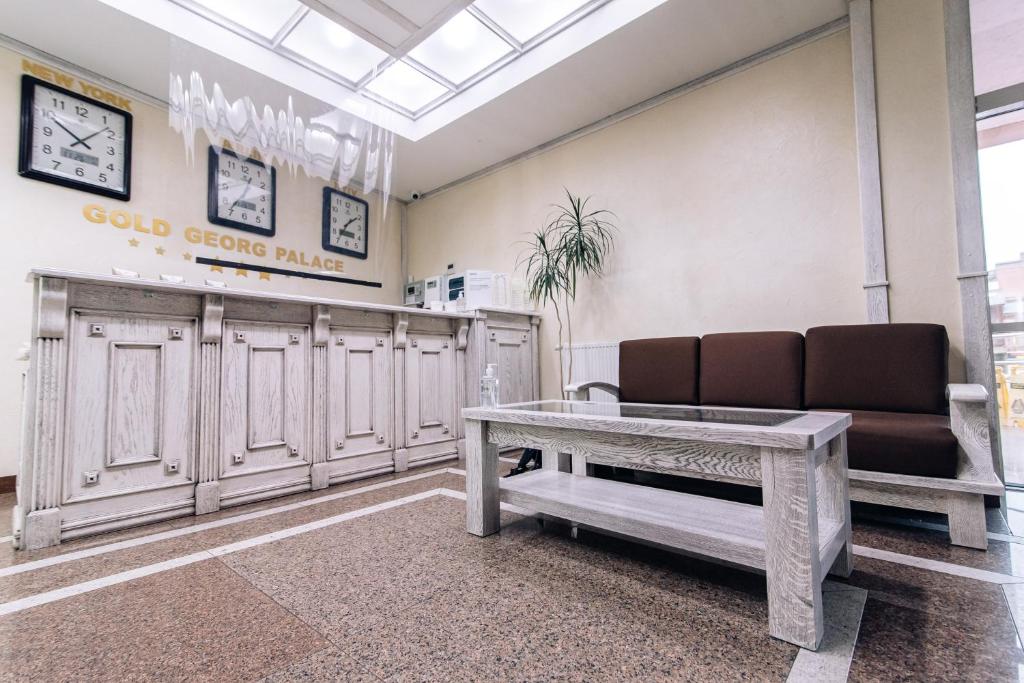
128;238;139;247
155;246;166;256
259;272;271;281
210;264;223;273
183;252;193;261
235;268;248;277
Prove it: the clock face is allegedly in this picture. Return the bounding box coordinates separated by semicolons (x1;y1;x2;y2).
18;76;132;200
207;147;276;236
322;188;369;259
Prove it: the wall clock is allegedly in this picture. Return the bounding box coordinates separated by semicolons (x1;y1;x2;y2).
18;75;132;200
207;146;276;236
322;187;369;260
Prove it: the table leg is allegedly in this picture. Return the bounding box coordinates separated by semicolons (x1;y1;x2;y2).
818;433;853;577
761;446;824;650
466;419;500;537
542;450;571;472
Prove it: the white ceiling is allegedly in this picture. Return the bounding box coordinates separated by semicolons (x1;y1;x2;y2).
0;0;848;198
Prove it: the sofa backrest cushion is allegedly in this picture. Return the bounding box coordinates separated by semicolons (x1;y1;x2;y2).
804;323;949;414
619;337;700;404
699;331;804;410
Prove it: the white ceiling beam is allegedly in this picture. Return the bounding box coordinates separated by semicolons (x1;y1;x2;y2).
358;0;420;33
297;0;400;55
391;0;475;57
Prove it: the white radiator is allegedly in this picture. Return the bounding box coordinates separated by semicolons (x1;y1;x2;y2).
558;342;619;402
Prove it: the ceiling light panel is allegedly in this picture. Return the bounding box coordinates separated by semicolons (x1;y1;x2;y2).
473;0;591;43
407;10;513;85
365;61;448;112
191;0;301;39
281;11;389;83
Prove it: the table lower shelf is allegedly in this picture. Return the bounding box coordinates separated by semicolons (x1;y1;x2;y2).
500;469;844;575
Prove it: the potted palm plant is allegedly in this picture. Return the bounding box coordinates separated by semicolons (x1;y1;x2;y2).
519;189;617;398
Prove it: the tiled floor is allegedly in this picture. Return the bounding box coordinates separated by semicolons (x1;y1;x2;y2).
2;463;1024;682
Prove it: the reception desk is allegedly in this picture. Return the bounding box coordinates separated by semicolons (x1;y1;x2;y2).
13;269;539;549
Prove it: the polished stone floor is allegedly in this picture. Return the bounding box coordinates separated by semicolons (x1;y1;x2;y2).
1;462;1023;682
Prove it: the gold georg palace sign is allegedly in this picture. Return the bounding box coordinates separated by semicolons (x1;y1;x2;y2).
83;203;347;276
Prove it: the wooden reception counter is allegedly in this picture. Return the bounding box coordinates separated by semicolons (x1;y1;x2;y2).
13;269;539;549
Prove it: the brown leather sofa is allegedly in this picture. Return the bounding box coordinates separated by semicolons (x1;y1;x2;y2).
566;324;1003;549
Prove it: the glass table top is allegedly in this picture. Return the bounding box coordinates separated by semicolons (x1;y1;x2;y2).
501;401;800;427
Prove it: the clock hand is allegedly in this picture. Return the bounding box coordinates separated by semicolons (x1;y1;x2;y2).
52;118;92;150
343;217;358;228
232;179;252;209
70;126;110;148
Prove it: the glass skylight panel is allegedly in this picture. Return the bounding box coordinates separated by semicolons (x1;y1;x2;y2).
365;61;448;112
473;0;591;43
191;0;301;39
281;11;389;83
407;10;513;85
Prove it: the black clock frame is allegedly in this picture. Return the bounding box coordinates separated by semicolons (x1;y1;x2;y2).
18;75;133;201
207;146;277;236
321;187;369;260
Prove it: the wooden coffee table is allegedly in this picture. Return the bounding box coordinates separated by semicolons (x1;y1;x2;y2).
462;400;853;651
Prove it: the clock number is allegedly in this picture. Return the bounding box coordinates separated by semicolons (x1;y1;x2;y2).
42;144;51;154
51;97;64;109
99;173;107;183
75;105;88;118
51;161;60;170
42;126;52;137
107;146;115;156
75;167;85;177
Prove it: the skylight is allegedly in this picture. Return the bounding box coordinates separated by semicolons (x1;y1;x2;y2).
364;61;448;113
190;0;302;40
406;10;513;85
105;0;667;139
472;0;592;44
280;11;389;84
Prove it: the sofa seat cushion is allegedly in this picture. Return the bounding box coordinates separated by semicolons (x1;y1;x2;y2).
829;409;959;479
699;331;804;410
619;337;700;404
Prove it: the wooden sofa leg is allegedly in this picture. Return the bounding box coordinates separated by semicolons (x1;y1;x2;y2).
947;492;988;550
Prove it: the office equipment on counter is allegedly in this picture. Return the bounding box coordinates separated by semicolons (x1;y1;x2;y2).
444;272;465;302
404;279;424;307
423;276;443;306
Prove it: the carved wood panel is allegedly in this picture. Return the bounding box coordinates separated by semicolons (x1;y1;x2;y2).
485;325;534;406
405;332;455;447
220;321;310;486
63;310;197;505
327;328;394;479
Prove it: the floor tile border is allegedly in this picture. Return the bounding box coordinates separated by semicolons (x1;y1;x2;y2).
787;583;868;682
851;544;1024;584
0;489;441;617
0;467;460;578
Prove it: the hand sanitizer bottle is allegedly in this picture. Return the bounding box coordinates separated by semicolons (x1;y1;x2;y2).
481;363;499;408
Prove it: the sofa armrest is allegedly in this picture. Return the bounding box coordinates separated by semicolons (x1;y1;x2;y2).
947;383;988;403
947;383;1001;484
564;381;620;402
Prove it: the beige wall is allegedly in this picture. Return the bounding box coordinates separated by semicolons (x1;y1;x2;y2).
0;45;404;476
408;31;867;400
408;3;968;401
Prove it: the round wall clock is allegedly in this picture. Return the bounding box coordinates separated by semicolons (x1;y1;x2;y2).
322;187;369;260
18;75;132;200
207;146;276;236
